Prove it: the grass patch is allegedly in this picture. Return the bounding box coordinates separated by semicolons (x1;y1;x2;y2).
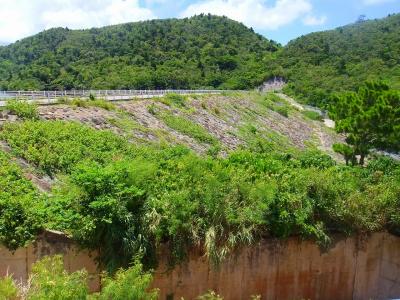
238;122;293;153
159;93;187;107
90;99;116;111
302;110;323;121
58;97;116;110
0;120;131;176
264;92;282;103
272;105;289;117
251;92;290;117
159;112;218;145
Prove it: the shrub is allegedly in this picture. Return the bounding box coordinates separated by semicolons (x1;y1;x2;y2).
58;97;115;110
96;260;158;300
147;103;156;115
0;256;158;300
2;118;400;273
160;93;187;107
27;256;88;300
0;275;18;300
273;105;289;117
90;99;116;111
57;97;70;104
264;93;281;103
0;121;131;176
333;143;355;166
71;98;89;108
54;159;157;272
366;155;399;175
198;291;224;300
297;150;336;169
5;100;39;120
207;144;221;157
0;151;44;250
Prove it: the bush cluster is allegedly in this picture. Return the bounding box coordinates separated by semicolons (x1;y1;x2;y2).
0;256;157;300
5;100;39;120
1;121;399;273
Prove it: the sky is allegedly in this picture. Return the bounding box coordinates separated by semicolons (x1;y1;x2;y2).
0;0;398;45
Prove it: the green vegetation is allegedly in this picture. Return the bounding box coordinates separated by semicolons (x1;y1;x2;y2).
1;12;399;109
272;105;289;117
27;256;88;300
0;11;399;298
159;112;218;145
58;97;116;110
198;291;224;300
0;121;131;176
258;92;291;117
0;256;157;300
278;13;400;107
0;15;279;91
5;100;39;119
0;150;43;250
302;110;323;121
160;93;187;108
333;143;355;166
0;275;18;300
1;120;399;272
329;82;400;165
97;260;158;300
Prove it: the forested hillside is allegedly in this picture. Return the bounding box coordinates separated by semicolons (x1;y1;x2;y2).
0;15;279;91
2;12;399;103
278;13;400;106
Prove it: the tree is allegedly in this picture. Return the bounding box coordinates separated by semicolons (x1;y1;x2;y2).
329;81;400;165
332;143;356;166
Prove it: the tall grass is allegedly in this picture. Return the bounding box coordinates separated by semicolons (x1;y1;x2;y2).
159;112;218;145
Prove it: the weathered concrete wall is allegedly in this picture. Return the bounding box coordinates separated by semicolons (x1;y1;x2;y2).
0;230;100;291
1;232;400;299
151;232;400;300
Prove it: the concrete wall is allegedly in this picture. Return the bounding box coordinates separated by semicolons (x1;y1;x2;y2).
0;230;100;291
151;232;400;300
1;231;400;299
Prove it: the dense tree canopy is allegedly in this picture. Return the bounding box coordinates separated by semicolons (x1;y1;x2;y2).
0;15;280;91
277;13;400;107
1;12;399;102
329;81;400;165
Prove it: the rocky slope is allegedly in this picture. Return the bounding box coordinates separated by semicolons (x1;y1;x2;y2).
0;92;343;193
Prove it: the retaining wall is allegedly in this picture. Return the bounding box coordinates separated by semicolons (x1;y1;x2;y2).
1;232;400;299
151;232;400;300
0;230;100;291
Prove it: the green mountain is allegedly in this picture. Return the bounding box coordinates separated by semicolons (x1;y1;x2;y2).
278;13;400;106
1;13;399;102
0;15;280;91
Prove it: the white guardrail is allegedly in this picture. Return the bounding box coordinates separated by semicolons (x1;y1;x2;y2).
0;90;224;106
